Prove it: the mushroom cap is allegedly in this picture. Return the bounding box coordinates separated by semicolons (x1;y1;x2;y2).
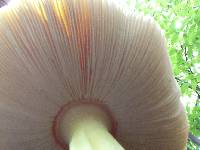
0;0;188;150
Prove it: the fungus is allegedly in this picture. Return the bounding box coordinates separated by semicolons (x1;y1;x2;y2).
0;0;188;150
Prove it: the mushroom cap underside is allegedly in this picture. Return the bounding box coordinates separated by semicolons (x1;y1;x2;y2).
0;0;188;149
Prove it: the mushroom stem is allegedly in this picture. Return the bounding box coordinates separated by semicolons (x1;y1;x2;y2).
69;118;124;150
59;103;125;150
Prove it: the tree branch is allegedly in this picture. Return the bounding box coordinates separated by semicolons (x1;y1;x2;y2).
0;0;8;8
175;76;200;106
189;132;200;146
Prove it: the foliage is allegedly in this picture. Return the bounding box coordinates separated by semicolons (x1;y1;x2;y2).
187;106;200;136
187;106;200;149
125;0;200;149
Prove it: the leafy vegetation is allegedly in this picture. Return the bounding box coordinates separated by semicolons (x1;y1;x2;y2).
125;0;200;149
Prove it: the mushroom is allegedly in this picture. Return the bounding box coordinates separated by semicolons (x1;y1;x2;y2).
0;0;188;150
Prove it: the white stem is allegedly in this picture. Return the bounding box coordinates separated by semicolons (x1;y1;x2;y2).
69;119;124;150
59;104;125;150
